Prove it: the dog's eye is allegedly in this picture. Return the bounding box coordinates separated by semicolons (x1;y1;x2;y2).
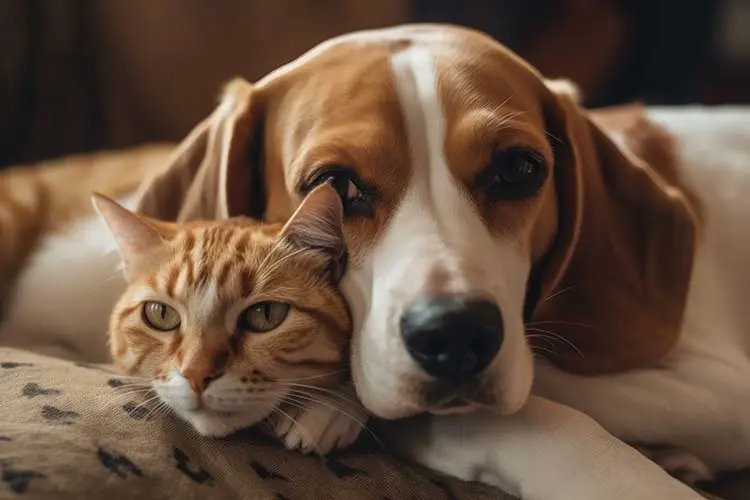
484;149;547;201
311;168;375;217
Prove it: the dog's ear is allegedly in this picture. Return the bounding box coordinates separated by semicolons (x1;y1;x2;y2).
133;79;262;222
530;79;698;374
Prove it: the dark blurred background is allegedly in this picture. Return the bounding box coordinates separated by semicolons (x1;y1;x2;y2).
1;0;748;169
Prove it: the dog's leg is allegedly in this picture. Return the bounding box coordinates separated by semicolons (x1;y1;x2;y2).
534;358;750;473
382;396;702;500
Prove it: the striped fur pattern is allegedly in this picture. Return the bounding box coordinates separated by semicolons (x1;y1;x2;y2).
97;186;354;440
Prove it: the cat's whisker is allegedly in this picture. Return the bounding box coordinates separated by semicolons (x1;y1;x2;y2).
275;370;345;383
284;391;382;449
92;269;127;289
263;247;311;279
256;236;308;275
108;387;156;404
106;380;152;390
254;246;310;286
129;393;165;415
152;400;175;420
111;374;150;381
108;384;152;394
258;416;275;435
280;383;361;407
283;388;358;410
106;387;155;406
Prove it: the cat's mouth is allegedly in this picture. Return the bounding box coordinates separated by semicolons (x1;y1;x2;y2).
178;407;255;437
190;408;236;418
153;382;279;436
172;401;276;437
205;410;239;420
182;402;238;420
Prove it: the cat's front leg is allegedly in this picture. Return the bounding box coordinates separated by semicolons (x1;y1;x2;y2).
269;384;369;455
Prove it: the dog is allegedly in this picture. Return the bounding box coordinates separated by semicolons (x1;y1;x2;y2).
4;24;749;499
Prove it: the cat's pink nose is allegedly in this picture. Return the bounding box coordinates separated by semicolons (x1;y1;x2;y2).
181;367;221;393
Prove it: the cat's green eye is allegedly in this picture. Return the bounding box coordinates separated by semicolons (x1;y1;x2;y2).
142;301;181;331
239;302;290;333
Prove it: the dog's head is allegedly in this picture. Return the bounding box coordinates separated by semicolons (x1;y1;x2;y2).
135;25;697;419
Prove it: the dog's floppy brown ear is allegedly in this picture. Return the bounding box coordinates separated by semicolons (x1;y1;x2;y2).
531;80;698;374
133;79;260;222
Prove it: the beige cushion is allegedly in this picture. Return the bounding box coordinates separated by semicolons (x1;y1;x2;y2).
0;348;508;499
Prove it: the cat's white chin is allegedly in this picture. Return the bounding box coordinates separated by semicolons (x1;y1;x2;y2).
177;407;272;437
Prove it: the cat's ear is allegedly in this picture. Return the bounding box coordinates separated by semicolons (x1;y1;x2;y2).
92;193;172;279
279;182;347;282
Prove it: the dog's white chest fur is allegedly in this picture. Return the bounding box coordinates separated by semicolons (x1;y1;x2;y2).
0;198;132;361
534;106;750;471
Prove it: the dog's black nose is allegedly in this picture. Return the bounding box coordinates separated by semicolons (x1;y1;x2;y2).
400;296;504;381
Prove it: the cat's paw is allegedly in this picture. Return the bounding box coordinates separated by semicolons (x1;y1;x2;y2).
270;391;368;455
637;446;715;485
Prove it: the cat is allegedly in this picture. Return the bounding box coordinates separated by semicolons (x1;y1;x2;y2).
93;182;368;453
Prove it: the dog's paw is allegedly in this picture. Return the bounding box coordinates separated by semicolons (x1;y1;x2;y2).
269;389;368;455
637;446;715;485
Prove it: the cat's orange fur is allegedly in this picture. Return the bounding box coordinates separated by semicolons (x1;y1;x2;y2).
95;183;365;450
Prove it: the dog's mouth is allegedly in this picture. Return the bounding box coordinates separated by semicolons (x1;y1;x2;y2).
428;398;484;415
422;379;495;414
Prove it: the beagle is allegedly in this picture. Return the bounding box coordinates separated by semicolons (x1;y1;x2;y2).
4;24;749;499
128;24;750;499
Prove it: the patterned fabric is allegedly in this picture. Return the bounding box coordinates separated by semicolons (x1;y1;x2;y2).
0;348;510;499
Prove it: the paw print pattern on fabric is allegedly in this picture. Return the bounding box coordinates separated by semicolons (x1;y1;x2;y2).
0;362;33;369
325;458;365;479
1;461;46;494
97;449;144;479
250;461;288;481
122;401;152;420
173;447;214;486
107;379;125;388
21;383;61;398
40;405;79;424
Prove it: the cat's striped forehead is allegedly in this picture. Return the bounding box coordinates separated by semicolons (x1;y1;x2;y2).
154;220;284;301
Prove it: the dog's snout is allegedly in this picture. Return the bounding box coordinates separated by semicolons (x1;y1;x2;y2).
400;296;504;381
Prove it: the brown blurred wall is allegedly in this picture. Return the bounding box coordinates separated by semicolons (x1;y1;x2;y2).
0;0;741;169
0;0;408;167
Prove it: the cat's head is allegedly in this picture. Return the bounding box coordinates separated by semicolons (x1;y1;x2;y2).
93;183;350;437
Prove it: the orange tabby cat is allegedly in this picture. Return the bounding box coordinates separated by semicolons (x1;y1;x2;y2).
94;183;366;452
